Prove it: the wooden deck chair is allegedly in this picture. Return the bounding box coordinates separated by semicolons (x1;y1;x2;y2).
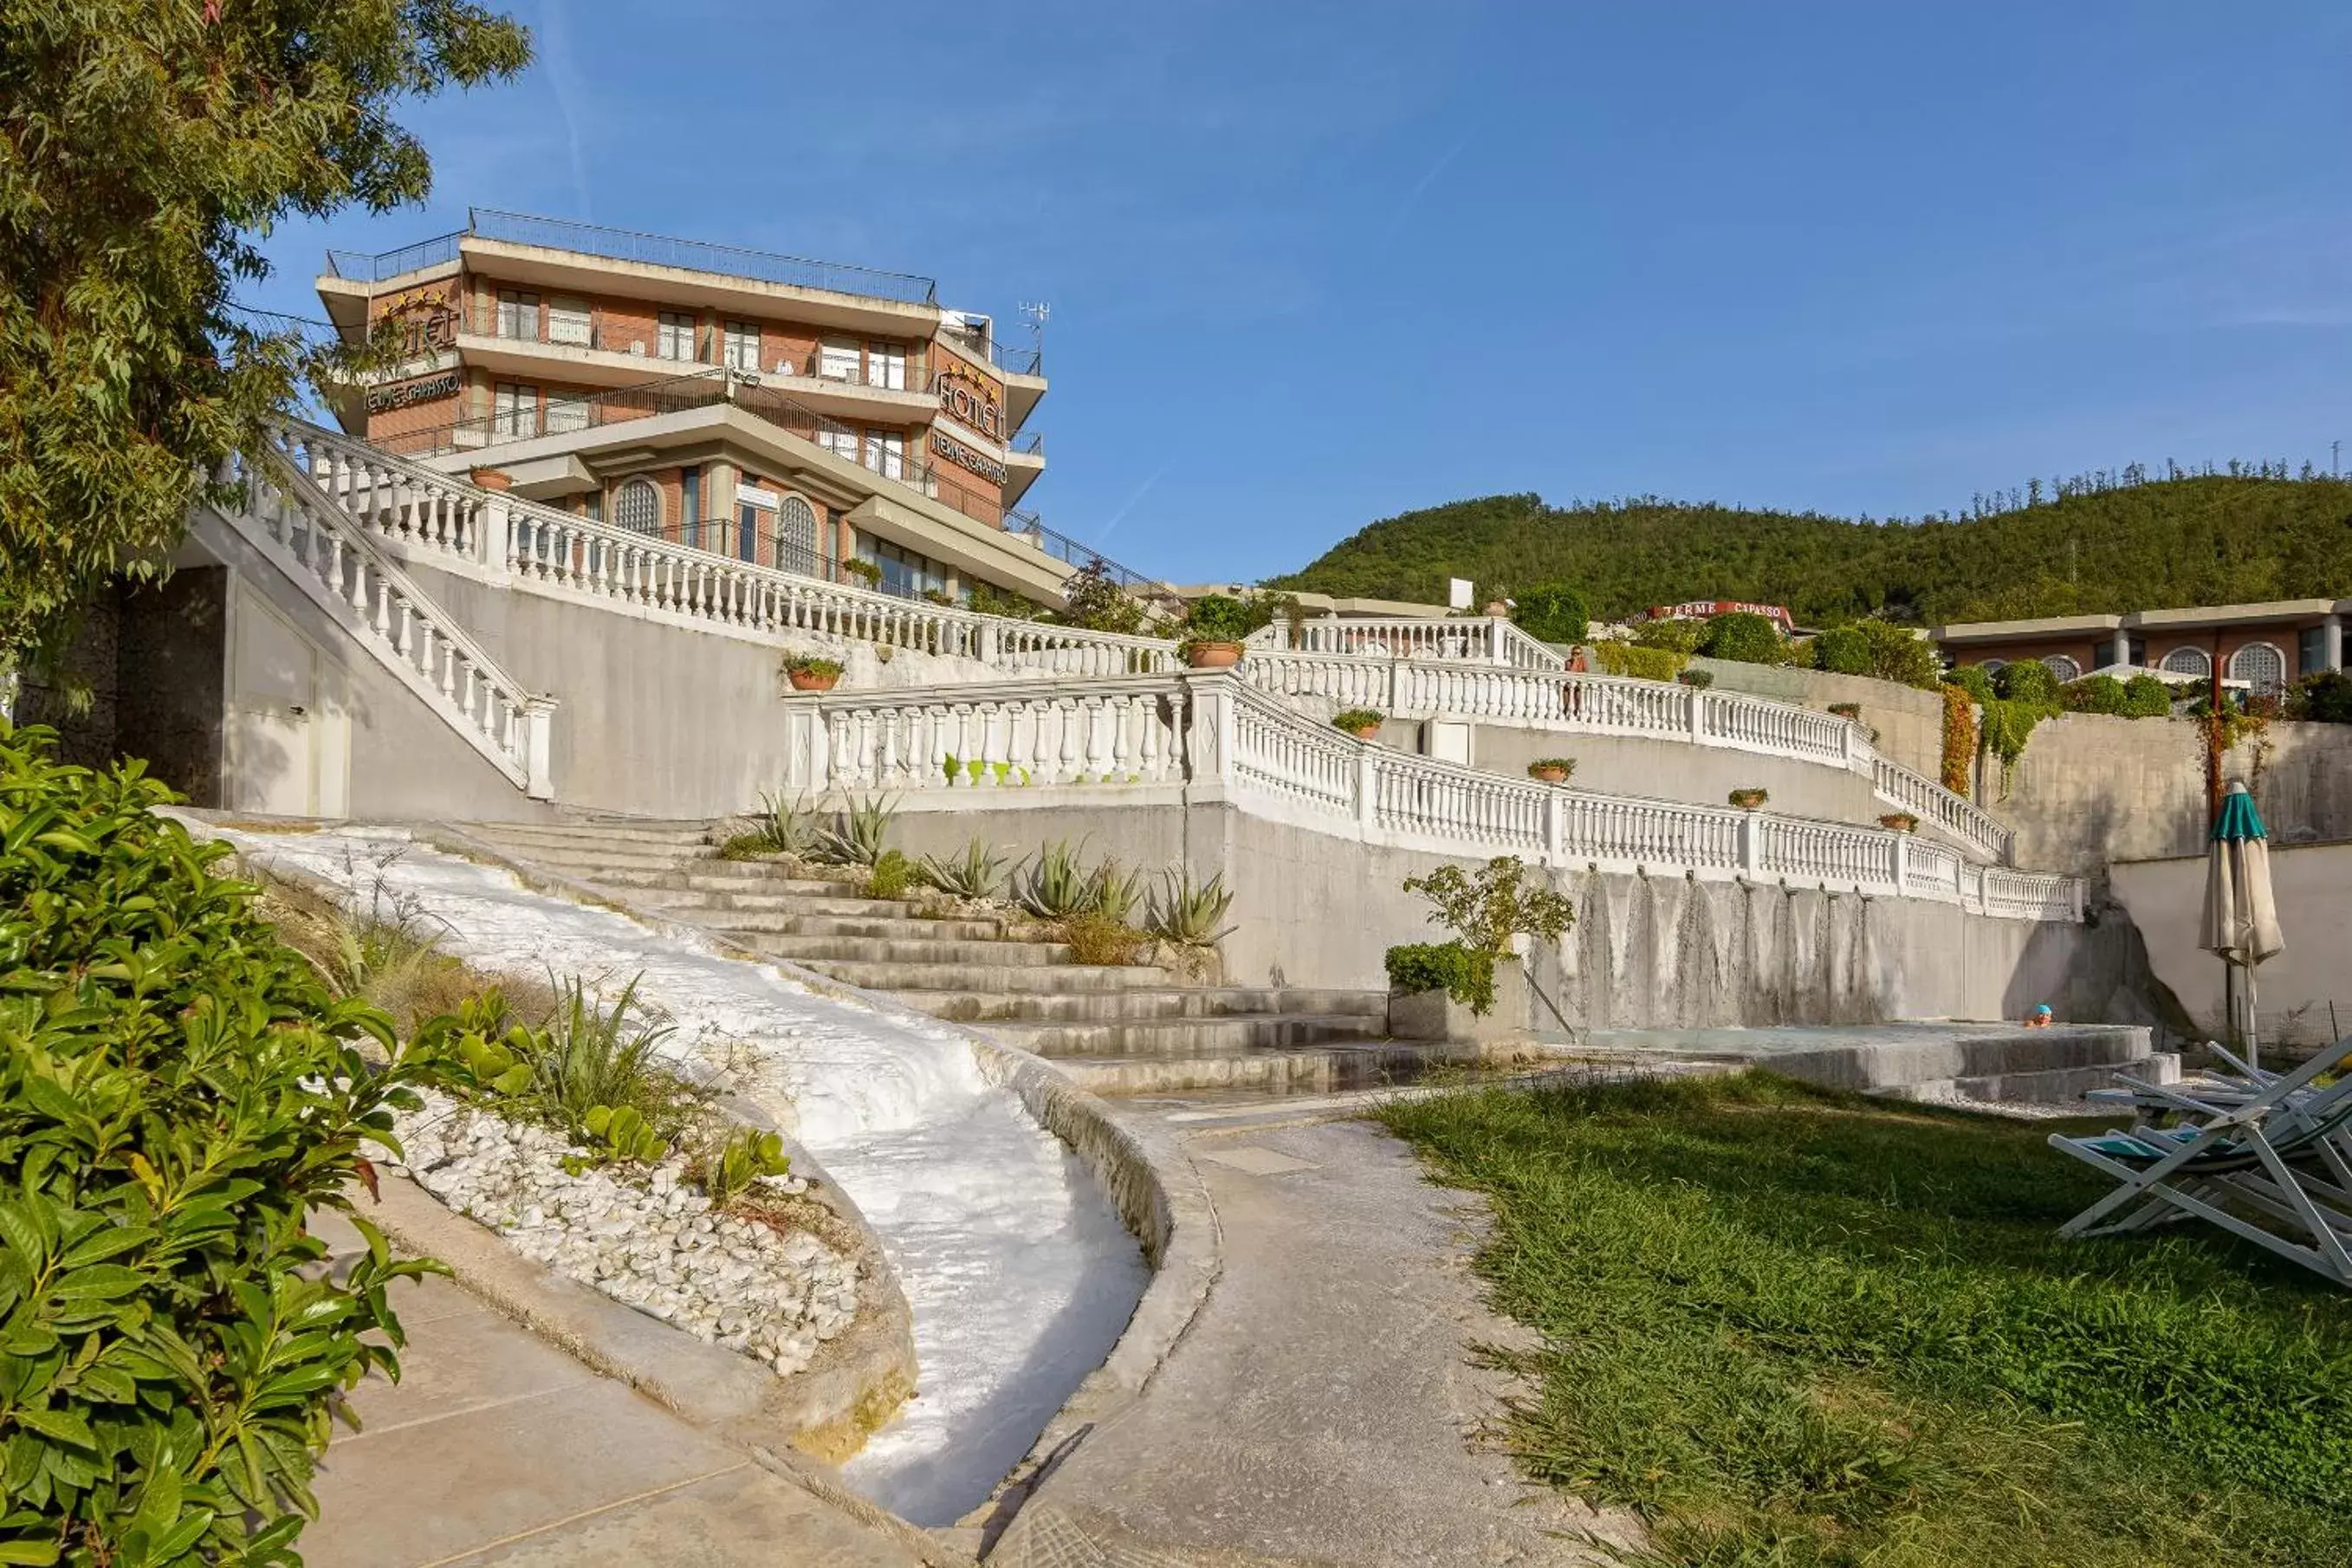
2049;1035;2352;1286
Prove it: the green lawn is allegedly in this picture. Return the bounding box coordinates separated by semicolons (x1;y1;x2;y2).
1377;1072;2352;1567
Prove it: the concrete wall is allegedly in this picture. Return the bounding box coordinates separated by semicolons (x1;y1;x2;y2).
2110;839;2352;1049
1684;659;1946;778
1462;725;1887;826
1987;713;2352;872
116;570;229;805
869;794;2149;1030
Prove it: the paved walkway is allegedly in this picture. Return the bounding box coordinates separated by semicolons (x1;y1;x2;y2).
302;1211;925;1568
988;1105;1623;1568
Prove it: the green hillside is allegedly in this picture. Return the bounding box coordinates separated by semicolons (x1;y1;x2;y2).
1269;468;2352;625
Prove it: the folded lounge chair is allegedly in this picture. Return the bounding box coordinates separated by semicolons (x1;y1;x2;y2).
2050;1035;2352;1286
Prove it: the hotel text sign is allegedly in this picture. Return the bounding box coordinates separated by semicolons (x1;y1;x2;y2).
930;431;1008;486
936;367;1003;441
365;371;460;414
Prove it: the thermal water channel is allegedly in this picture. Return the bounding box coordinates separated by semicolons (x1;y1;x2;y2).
212;825;1149;1526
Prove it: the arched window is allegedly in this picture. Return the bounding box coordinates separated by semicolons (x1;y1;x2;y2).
2159;645;2211;678
1978;658;2008;676
614;477;660;536
2230;641;2286;695
776;495;820;575
2042;654;2082;683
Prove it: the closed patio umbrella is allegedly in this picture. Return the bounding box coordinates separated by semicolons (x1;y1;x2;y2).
2201;781;2284;1067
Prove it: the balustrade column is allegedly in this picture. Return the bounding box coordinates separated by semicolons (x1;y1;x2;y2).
1739;812;1761;878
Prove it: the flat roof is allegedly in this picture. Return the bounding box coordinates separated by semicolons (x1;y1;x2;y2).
1933;598;2350;642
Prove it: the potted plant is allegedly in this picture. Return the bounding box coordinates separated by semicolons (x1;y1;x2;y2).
1332;709;1384;739
1527;757;1576;784
1829;702;1862;721
469;466;513;492
840;558;883;590
782;651;846;692
1676;669;1714;689
1879;811;1920;833
1728;787;1769;810
1178;593;1255;669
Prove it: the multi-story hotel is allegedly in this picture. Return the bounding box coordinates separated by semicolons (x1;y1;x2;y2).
314;210;1128;606
1931;599;2349;693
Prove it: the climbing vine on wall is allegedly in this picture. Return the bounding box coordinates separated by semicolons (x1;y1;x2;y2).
1941;683;1977;797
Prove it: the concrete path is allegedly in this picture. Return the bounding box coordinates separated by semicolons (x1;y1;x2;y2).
302;1214;927;1568
987;1105;1623;1568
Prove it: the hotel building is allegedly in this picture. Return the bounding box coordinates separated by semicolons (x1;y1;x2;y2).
1931;599;2350;694
315;210;1129;606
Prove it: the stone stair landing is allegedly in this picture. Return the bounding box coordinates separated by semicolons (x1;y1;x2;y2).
457;818;1438;1097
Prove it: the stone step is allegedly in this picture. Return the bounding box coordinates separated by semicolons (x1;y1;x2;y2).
476;820;716;847
889;987;1389;1024
484;842;712;873
1946;1027;2154;1077
726;931;1077;966
983;1013;1390;1058
621;886;917;919
1915;1053;2185;1106
670;910;1026;943
797;959;1180;994
593;865;864;896
1054;1040;1486;1098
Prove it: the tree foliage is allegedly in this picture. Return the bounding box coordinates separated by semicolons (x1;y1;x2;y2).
1512;583;1588;645
0;0;533;666
1269;471;2352;629
1697;612;1785;665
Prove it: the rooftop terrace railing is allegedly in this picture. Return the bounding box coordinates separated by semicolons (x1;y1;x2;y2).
322;210;940;306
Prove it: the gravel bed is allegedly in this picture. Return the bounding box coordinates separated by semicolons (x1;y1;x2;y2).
392;1091;861;1375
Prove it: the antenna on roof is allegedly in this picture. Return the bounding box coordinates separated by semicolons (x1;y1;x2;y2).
1020;300;1050;353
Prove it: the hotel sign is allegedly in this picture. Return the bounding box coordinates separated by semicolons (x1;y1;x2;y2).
930;431;1008;486
376;281;459;358
365;370;459;414
935;366;1003;441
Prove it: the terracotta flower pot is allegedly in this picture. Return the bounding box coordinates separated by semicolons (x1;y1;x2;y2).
1531;766;1571;784
1185;641;1245;670
787;669;840;692
1344;722;1381;740
1729;790;1768;811
1878;813;1918;833
469;467;514;492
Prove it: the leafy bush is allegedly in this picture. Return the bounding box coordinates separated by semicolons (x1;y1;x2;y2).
1632;618;1707;655
0;722;450;1564
815;794;898;868
1995;659;2062;706
1856;620;1941;688
1827;702;1862;720
1053;560;1146;635
2288;671;2352;723
917;838;1008;901
1384;941;1497;1014
1700;612;1786;665
1513;583;1589;645
1947;664;1997;705
518;976;700;1150
864;848;913;900
1728;787;1770;809
1811;625;1870;675
1402;856;1574;956
1179;593;1261;645
1332;709;1384;734
688;1128;791;1212
1675;668;1714;689
1591;640;1688;682
1056;910;1147;967
2063;674;2129;715
1144;868;1236;947
2122;674;2176;718
1941;684;1978;795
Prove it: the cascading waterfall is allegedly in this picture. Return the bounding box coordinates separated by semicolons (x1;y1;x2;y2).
207;826;1148;1528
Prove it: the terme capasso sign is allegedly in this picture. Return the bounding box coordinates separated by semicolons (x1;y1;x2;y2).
1634;599;1794;629
365;370;460;414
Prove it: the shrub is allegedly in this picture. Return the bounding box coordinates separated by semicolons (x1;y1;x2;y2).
1384;941;1498;1014
2288;671;2352;723
687;1127;792;1212
1878;811;1920;832
2122;673;2177;718
1591;640;1688;682
1856;620;1941;688
1675;668;1714;688
1632;618;1706;655
1054;560;1147;635
815;794;898;867
521;976;699;1149
1941;683;1978;795
0;722;450;1563
917;837;1008;900
1995;659;2061;706
1700;612;1786;664
1402;856;1574;956
1946;664;1997;705
1179;593;1260;645
1811;625;1870;675
1056;910;1147;967
2062;674;2128;714
1513;583;1589;645
1144;868;1236;947
1728;787;1770;809
1332;709;1384;734
1827;702;1862;720
864;848;914;900
840;558;883;588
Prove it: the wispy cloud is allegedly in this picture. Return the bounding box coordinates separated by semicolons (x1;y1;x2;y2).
1094;462;1173;546
539;1;593;217
1378;128;1477;249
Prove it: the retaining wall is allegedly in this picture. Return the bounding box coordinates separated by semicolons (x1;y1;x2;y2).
1685;658;1947;779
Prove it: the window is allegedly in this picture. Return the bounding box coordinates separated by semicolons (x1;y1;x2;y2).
858;536;948;599
681;465;703;548
495;289;539;340
2160;645;2211;678
816;426;860;463
723;321;761;373
864;430;905;480
1978;659;2007;676
866;342;907;391
583;489;602;523
548;299;592;347
544;394;588;434
2230;641;2286;695
2299;625;2329;676
658;312;697;361
776;495;820;576
614;477;659;535
492;382;537;437
819;340;860;381
2041;654;2082;683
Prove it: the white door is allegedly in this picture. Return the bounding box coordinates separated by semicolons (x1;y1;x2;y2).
228;589;347;817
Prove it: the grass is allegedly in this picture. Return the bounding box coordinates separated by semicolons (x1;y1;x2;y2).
1377;1072;2352;1567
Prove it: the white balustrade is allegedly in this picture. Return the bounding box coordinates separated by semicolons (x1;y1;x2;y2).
776;672;2082;922
222;450;553;798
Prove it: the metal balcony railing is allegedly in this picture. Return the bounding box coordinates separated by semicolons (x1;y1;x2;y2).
322;211;940;306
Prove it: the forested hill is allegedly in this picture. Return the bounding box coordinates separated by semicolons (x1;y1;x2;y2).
1267;470;2352;625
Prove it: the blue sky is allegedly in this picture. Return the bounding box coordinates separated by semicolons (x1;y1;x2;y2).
246;0;2352;584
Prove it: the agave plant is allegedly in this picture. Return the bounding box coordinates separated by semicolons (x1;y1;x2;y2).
817;793;900;866
1088;858;1149;924
1145;867;1237;946
1013;839;1096;918
918;836;1008;900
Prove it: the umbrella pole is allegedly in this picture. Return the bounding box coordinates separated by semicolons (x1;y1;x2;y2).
2247;966;2259;1075
2224;962;2237;1055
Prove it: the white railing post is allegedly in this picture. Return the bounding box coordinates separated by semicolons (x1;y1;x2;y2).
1688;687;1705;744
483;496;515;585
523;697;558;800
1545;789;1565;865
1739;811;1761;878
1889;828;1908;894
1357;746;1378;835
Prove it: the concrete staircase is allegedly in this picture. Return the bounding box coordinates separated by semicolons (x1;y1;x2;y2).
455;820;1437;1096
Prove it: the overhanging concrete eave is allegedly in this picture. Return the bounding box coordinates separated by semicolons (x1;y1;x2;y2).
457;237;940;336
846;492;1072;602
1930;612;2123;642
2127;598;2344;629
